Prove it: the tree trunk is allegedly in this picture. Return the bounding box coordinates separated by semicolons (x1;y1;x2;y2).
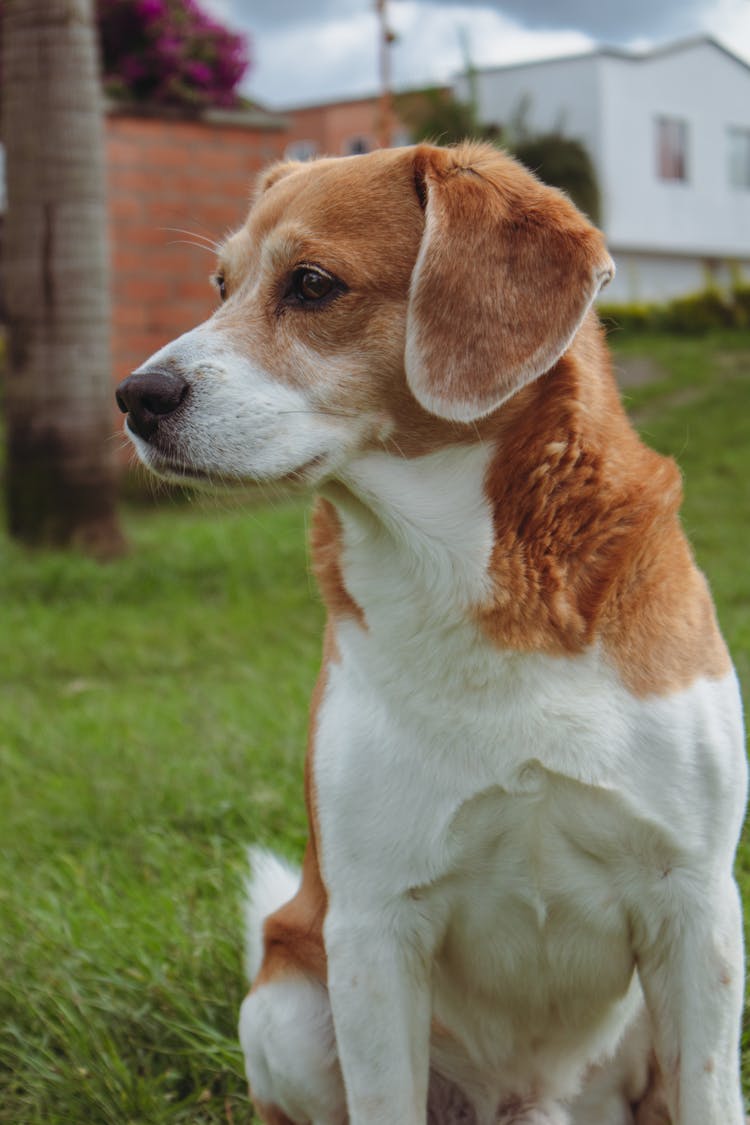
2;0;125;555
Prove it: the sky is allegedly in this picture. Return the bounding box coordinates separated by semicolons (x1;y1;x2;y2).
202;0;750;109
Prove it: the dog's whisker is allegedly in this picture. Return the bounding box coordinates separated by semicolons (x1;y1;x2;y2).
166;238;219;255
385;434;408;462
275;408;356;420
160;226;221;250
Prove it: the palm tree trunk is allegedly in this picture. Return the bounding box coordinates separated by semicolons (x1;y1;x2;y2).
2;0;125;554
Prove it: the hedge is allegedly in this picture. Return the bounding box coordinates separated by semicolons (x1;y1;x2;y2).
598;285;750;335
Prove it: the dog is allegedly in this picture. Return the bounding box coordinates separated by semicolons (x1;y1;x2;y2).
116;142;747;1125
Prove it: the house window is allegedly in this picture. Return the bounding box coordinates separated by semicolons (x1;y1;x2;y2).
342;136;371;156
728;127;750;190
284;139;318;161
656;117;689;182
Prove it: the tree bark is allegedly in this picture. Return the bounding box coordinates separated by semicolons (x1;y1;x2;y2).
2;0;125;555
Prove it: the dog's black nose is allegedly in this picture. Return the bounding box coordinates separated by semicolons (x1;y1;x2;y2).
115;369;189;441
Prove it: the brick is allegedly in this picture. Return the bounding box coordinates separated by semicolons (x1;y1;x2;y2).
108;195;143;222
113;303;147;329
195;145;253;173
120;276;174;303
146;307;196;335
175;278;219;304
112;329;159;362
193;209;242;236
112;246;148;274
126;226;179;248
147;201;222;231
152;145;199;170
112;169;170;196
106;137;140;165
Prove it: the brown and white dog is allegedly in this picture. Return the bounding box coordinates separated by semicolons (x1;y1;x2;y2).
116;142;747;1125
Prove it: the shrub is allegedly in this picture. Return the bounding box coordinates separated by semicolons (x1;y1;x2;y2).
96;0;250;109
600;287;748;336
597;302;655;334
731;284;750;329
513;134;601;225
395;87;486;147
656;289;737;335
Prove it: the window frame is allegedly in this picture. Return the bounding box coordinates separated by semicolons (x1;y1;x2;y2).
728;125;750;191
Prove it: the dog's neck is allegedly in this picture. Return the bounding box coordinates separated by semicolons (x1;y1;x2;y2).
313;330;680;661
325;442;497;620
316;328;610;632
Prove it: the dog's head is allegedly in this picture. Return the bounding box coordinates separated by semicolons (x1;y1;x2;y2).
116;142;613;488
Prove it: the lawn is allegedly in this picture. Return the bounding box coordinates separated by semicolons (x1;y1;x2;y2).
1;329;749;1122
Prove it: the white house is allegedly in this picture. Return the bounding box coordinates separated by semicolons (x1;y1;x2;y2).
457;37;750;303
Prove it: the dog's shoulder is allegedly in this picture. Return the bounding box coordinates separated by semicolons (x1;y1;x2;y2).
478;317;732;698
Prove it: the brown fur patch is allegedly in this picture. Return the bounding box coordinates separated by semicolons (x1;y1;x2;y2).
633;1064;672;1125
478;317;730;696
252;1098;296;1125
252;627;338;991
310;498;367;628
254;838;327;986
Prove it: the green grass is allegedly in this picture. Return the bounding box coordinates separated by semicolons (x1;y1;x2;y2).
0;500;324;1123
1;330;749;1121
611;331;750;700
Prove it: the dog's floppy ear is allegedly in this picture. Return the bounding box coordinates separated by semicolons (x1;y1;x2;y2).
255;159;303;198
405;143;614;422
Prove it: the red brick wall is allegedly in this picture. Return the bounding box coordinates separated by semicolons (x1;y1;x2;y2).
106;110;286;386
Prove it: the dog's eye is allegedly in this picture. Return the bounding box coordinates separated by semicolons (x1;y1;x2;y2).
293;267;335;303
278;265;346;314
213;273;227;302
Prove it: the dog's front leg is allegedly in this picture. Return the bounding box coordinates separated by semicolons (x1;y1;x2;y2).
324;904;433;1125
635;876;745;1125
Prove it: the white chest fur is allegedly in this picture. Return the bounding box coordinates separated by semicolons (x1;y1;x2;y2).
314;621;744;1104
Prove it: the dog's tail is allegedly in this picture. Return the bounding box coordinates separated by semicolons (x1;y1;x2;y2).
242;845;301;983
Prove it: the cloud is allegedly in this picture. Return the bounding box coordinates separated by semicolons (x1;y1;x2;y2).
239;2;596;106
388;4;593;80
250;13;382;106
412;0;714;41
204;0;750;106
223;0;715;39
221;0;372;32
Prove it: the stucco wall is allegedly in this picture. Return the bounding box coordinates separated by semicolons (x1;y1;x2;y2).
599;42;750;257
604;249;750;303
458;55;602;177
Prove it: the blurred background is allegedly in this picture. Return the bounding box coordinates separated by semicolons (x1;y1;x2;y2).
0;2;748;1122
